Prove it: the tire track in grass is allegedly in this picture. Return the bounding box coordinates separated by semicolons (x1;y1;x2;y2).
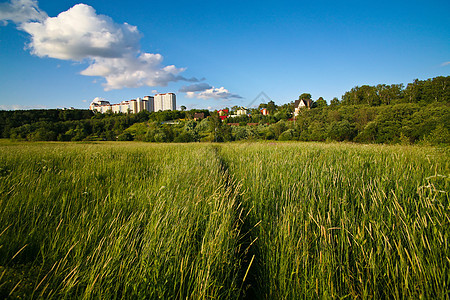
210;145;260;299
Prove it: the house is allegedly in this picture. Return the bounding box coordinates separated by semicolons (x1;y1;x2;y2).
260;108;269;115
218;109;229;116
294;99;313;116
236;108;247;116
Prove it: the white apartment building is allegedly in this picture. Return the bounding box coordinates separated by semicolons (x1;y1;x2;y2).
89;94;174;114
154;93;176;112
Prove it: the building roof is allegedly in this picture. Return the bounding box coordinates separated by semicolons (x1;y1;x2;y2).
294;99;313;108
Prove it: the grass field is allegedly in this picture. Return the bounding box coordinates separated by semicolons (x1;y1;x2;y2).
0;141;448;299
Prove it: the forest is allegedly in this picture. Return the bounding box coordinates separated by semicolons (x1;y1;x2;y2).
0;76;448;145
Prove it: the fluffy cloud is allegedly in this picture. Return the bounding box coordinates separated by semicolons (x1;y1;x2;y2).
20;4;140;60
2;1;236;96
81;53;199;90
0;0;46;24
185;86;242;100
179;83;212;93
2;1;195;90
441;61;450;67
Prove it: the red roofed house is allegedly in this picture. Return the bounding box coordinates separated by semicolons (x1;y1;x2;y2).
218;109;229;116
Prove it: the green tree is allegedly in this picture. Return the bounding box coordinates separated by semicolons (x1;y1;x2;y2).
427;124;450;144
299;93;312;100
266;101;277;115
278;129;295;141
330;97;340;107
117;132;134;141
315;97;327;108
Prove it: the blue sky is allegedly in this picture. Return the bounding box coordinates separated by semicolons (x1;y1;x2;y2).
0;0;449;110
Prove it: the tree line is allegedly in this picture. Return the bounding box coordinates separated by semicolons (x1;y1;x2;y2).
0;76;448;145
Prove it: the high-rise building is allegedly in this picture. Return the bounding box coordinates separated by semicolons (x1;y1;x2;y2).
143;96;154;112
154;93;176;111
89;93;176;114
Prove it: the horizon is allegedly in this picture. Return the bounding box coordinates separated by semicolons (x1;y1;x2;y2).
0;0;449;111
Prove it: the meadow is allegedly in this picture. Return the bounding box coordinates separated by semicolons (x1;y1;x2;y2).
0;141;448;299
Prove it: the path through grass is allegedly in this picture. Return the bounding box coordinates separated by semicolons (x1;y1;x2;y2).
0;141;448;299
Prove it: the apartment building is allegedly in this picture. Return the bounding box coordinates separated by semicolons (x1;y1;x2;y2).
89;94;175;114
154;93;176;112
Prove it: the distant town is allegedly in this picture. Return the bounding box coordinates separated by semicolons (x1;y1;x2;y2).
89;92;314;118
90;93;176;114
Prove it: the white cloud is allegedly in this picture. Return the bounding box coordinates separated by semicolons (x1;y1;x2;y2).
81;52;197;91
0;0;46;24
441;61;450;67
20;4;140;60
4;2;196;90
185;86;242;100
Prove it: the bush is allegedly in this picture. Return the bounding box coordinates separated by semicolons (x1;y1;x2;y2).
278;129;295;141
117;132;133;141
427;124;450;145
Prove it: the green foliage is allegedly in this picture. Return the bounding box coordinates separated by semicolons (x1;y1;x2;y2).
299;93;312;100
117;132;133;141
327;119;356;141
0;76;448;145
330;97;340;107
314;97;327;108
427;124;450;145
278;129;295;141
341;76;449;106
266;100;277;115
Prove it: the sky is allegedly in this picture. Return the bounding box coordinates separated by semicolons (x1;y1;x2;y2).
0;0;449;110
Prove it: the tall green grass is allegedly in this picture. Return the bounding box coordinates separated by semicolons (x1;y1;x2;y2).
0;141;448;298
221;142;449;299
0;142;244;299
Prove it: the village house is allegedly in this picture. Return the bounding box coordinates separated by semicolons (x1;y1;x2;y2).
260;108;269;115
236;108;247;116
218;109;229;116
294;98;313;116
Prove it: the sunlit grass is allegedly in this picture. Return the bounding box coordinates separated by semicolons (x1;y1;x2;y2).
0;141;448;299
0;142;243;299
221;142;449;299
